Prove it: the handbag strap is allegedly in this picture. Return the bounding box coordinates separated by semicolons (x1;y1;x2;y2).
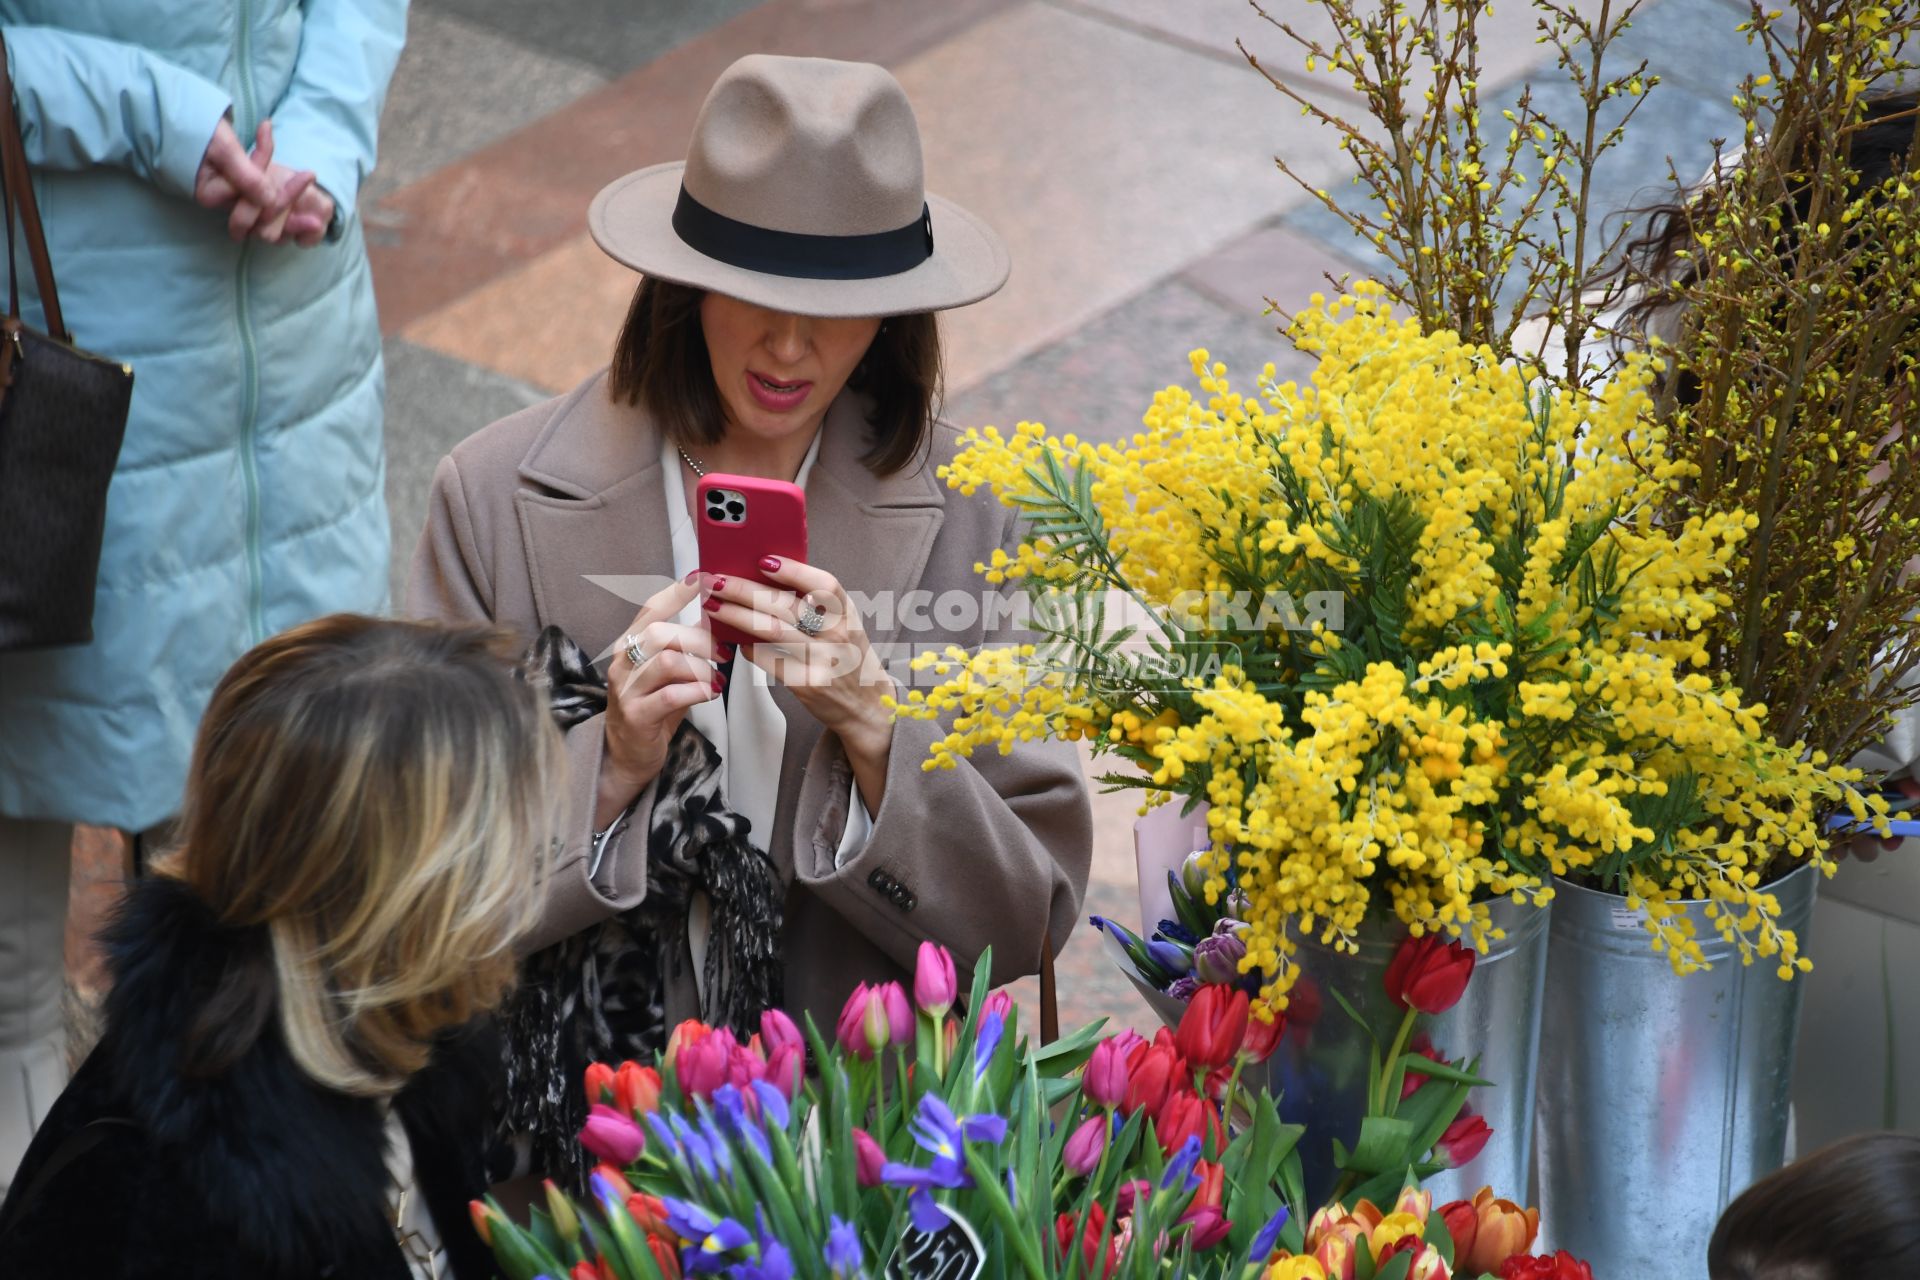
1040;946;1059;1045
0;31;68;341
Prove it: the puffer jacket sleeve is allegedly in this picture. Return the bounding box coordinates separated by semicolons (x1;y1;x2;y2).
0;25;231;198
265;0;407;231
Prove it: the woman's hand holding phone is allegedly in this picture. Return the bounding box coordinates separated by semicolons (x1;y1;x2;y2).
596;572;727;828
703;556;897;811
1839;775;1920;863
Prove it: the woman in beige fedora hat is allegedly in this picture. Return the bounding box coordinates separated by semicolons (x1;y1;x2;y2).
408;54;1092;1178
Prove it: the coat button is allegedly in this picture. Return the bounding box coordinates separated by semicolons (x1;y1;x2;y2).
890;885;911;908
867;869;886;889
902;894;917;912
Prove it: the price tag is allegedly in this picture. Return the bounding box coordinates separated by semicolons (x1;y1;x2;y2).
1610;905;1647;933
885;1207;986;1280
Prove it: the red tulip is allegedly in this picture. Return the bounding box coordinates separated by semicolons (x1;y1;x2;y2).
1054;1203;1116;1280
650;1234;683;1280
1402;1034;1448;1101
578;1103;645;1165
1384;934;1476;1015
1439;1197;1479;1265
1239;1009;1285;1064
1121;1042;1179;1116
853;1127;885;1187
1194;1158;1225;1210
914;941;958;1018
613;1062;661;1117
1435;1113;1493;1167
1083;1038;1132;1108
1499;1251;1595;1280
1175;983;1250;1071
625;1192;670;1234
571;1262;603;1280
1155;1091;1224;1155
584;1062;616;1107
759;1007;802;1057
468;1200;496;1246
1177;1204;1232;1249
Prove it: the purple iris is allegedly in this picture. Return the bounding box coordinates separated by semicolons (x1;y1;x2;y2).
881;1093;1007;1192
824;1216;863;1277
1146;939;1193;975
750;1079;790;1130
1249;1205;1291;1261
711;1085;771;1164
660;1198;752;1274
907;1189;950;1233
1160;1135;1203;1191
1156;918;1200;945
974;1010;1003;1081
730;1240;793;1280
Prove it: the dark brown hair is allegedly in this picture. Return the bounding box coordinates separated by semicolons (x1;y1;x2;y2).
1596;89;1918;361
1708;1132;1920;1280
606;277;944;476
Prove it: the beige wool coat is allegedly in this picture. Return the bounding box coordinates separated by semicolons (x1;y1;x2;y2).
408;371;1093;1033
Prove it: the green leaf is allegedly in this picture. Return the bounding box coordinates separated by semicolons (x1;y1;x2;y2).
1345;1115;1419;1175
1424;1201;1457;1268
1327;985;1382;1049
1030;1016;1109;1074
1373;1249;1416;1280
1392;1053;1493;1088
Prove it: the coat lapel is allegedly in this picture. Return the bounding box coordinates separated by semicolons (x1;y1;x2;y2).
513;375;677;661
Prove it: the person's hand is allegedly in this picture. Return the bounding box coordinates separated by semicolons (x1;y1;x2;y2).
193;119;325;245
1841;776;1920;863
597;573;722;828
702;557;894;760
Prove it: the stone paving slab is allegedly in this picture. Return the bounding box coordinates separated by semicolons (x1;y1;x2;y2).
423;0;771;79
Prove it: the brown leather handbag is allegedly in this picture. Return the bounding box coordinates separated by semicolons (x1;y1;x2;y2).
0;31;134;651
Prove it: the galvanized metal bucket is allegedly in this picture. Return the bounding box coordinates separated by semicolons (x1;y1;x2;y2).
1267;896;1552;1206
1535;864;1819;1280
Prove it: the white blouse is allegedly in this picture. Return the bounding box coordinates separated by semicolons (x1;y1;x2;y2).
657;434;874;991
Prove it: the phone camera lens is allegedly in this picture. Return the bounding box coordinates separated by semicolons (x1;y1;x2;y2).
726;501;745;520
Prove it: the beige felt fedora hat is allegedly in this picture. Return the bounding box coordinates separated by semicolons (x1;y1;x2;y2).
588;55;1009;318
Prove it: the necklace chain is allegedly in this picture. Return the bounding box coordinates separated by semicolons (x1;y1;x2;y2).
677;445;706;478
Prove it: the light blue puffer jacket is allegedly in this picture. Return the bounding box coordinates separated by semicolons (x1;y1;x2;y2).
0;1;405;829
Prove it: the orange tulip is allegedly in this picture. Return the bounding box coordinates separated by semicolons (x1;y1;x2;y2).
1195;1159;1226;1210
584;1062;616;1106
1312;1234;1355;1280
1460;1187;1540;1274
614;1062;662;1117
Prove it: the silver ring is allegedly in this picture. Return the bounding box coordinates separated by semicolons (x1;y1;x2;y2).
795;601;827;636
622;632;645;668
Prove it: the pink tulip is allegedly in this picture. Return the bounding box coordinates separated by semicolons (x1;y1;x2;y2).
1083;1038;1131;1109
1178;1204;1232;1250
765;1043;803;1101
1063;1115;1107;1174
853;1128;885;1187
915;941;959;1018
837;983;877;1059
578;1104;645;1165
982;989;1015;1022
880;982;913;1045
760;1007;803;1058
677;1027;734;1098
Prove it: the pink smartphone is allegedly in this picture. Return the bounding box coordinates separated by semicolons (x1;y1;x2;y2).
695;472;809;650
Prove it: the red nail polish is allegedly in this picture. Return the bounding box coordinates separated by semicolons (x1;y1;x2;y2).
709;576;727;592
760;555;782;572
684;569;702;585
705;597;723;612
712;676;724;693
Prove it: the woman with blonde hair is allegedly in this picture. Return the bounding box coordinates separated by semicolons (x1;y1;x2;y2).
0;615;565;1279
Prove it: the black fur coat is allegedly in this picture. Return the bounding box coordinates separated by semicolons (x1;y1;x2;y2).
0;878;499;1279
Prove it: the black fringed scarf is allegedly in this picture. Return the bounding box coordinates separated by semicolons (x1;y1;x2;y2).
494;626;785;1185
